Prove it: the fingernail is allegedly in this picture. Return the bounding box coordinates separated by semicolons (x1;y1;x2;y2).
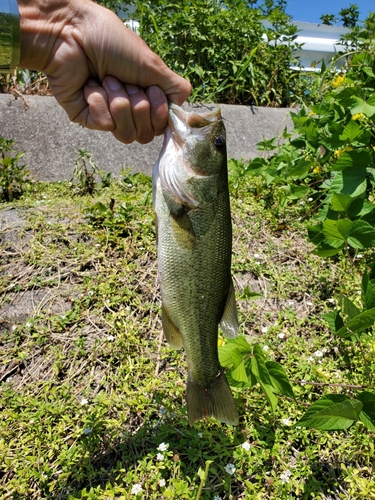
105;76;122;91
147;85;164;105
125;84;140;95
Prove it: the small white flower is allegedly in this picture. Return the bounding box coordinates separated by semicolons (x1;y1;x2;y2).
262;345;270;352
327;298;335;303
11;325;17;331
241;441;251;451
159;406;167;416
357;254;363;259
277;332;285;339
301;379;307;385
107;335;115;341
253;253;260;258
197;432;203;438
29;419;34;424
213;496;222;500
314;350;323;358
159;479;166;487
80;398;89;405
281;418;292;426
280;469;291;484
83;427;92;435
322;347;328;353
307;356;314;362
25;322;32;328
156;453;164;461
131;483;143;495
225;463;236;475
88;290;94;296
261;326;269;334
157;442;169;452
95;243;101;247
308;197;313;201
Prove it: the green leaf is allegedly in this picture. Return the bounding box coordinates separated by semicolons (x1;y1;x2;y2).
358;392;375;432
322;219;352;246
265;361;295;399
347;220;375;249
339;120;361;142
330;193;353;213
333;151;372;172
323;310;345;332
339;293;360;320
351;93;375;117
362;273;375;310
251;344;272;386
231;359;249;384
295;394;363;431
336;307;375;338
329;168;367;197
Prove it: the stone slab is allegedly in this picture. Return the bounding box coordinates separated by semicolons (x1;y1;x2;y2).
0;94;294;181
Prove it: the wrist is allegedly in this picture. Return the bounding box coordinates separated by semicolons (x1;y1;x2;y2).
0;0;21;72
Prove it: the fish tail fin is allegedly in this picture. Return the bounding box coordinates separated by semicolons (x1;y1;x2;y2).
186;369;239;426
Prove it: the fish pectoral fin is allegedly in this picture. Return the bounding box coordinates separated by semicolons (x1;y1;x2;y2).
219;279;239;338
162;304;184;349
186;369;239;426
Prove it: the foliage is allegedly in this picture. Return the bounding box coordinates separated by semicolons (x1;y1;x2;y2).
99;0;311;107
70;149;112;196
320;3;360;28
0;138;31;202
2;173;375;498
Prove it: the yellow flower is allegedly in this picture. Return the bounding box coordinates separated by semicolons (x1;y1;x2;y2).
352;113;365;121
313;166;321;174
372;146;375;152
218;338;224;347
344;145;354;152
334;149;344;158
332;75;345;88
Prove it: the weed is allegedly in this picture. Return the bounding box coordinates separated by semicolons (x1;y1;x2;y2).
0;138;32;202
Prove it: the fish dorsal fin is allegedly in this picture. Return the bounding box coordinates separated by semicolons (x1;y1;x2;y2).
219;280;239;338
162;304;184;349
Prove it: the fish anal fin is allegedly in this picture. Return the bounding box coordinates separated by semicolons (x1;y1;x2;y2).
186;369;239;426
219;279;239;338
162;304;184;350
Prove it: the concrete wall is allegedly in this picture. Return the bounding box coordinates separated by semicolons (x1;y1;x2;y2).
0;94;294;182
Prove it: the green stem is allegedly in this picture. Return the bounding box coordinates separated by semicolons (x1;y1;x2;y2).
195;460;213;500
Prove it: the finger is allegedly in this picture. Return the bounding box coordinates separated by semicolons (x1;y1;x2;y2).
81;79;115;131
124;84;154;145
146;86;169;136
102;76;138;144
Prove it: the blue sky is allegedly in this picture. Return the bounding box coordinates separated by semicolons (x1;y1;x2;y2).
285;0;374;24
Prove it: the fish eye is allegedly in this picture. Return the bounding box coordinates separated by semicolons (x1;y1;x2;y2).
213;135;225;148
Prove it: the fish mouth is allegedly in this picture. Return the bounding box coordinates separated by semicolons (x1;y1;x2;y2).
168;104;222;145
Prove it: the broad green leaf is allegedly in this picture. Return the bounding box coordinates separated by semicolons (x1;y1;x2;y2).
347;220;375;249
339;120;361;141
231;359;249;384
329;169;367;197
348;198;375;218
259;381;278;413
322;219;352;245
330;193;353;213
265;361;295;399
339;293;360;320
358;392;375;432
333;151;372;172
295;394;363;431
351;93;375;117
251;344;272;387
336;307;375;338
323;310;345;332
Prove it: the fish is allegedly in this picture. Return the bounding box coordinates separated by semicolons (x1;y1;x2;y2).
152;103;239;426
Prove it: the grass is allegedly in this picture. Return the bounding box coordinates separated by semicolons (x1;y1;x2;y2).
1;170;375;499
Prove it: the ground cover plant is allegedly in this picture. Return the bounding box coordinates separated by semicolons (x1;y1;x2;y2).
1;153;375;499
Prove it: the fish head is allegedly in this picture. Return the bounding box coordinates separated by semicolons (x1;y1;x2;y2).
153;104;227;209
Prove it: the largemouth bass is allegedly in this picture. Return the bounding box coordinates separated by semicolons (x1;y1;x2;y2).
152;103;239;426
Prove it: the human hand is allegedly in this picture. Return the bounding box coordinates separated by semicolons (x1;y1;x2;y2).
17;0;192;144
